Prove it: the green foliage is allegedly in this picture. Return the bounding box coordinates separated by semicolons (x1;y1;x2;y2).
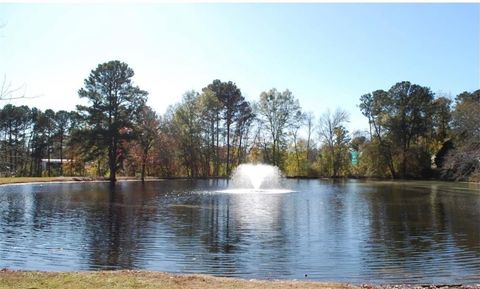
255;88;302;169
0;104;81;177
202;80;253;176
77;60;148;182
359;81;437;178
440;90;480;181
356;140;389;177
284;139;310;177
431;96;452;142
0;104;31;176
452;90;480;140
1;74;477;182
173;91;203;177
317;109;350;177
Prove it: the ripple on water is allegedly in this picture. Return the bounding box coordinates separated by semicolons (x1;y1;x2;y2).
0;179;480;283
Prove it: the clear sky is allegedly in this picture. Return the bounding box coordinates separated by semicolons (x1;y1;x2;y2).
0;3;479;133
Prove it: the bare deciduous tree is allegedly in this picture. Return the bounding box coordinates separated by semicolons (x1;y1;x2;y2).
0;75;26;100
318;108;349;177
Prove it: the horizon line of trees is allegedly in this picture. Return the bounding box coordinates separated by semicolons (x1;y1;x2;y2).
0;60;478;183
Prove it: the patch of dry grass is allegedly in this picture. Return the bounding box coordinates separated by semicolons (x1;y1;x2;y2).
0;176;147;186
0;270;359;289
0;177;76;185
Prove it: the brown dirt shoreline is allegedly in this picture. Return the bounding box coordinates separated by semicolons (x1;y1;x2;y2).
0;270;479;289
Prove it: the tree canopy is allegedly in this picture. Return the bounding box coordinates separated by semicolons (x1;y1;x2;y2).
0;63;478;182
77;60;148;183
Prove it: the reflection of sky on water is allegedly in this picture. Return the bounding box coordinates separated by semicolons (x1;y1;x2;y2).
0;179;479;283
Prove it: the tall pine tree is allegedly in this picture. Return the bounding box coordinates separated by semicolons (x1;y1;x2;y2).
77;61;148;183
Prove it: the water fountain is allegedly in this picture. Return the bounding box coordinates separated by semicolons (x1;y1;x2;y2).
218;163;293;194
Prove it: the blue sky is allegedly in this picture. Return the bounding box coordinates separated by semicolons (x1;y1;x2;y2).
0;3;479;133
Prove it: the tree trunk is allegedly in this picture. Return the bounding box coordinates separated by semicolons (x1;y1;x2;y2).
47;144;51;177
215;117;219;176
226;120;231;176
13;135;17;175
293;133;300;175
70;148;74;176
373;120;396;179
59;135;64;176
382;143;396;179
306;132;311;162
141;160;146;183
402;147;407;178
237;130;243;165
211;120;215;176
8;126;12;175
109;138;117;184
272;138;277;166
331;146;336;177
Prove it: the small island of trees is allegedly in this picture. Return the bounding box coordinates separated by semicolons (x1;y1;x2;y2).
0;60;478;183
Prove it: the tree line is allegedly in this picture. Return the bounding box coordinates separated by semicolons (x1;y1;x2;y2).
0;60;478;182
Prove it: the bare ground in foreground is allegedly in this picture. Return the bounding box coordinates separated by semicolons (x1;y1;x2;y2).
0;270;479;289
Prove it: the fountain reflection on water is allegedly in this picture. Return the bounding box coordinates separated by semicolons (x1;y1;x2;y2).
218;163;293;194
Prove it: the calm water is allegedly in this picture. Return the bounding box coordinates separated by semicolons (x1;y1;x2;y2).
0;179;479;283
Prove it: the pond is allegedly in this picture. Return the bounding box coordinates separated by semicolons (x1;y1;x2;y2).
0;179;479;283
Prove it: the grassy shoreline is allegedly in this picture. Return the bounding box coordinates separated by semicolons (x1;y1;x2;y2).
0;270;356;289
0;176;231;186
1;176;478;186
0;176;141;186
1;270;477;289
0;176;87;185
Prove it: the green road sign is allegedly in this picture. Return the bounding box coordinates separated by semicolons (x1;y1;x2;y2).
351;150;359;165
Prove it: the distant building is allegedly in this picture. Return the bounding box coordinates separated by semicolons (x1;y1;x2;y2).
40;159;71;171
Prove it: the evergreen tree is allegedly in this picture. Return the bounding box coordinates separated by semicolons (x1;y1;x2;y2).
77;61;148;183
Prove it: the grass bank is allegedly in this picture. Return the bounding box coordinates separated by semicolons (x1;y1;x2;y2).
0;176;96;185
0;271;477;289
0;176;226;186
0;176;144;186
1;176;478;187
0;270;358;289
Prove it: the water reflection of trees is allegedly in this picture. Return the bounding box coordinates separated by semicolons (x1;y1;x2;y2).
363;183;480;253
1;182;162;270
0;184;92;269
80;182;159;270
1;180;479;280
164;188;296;277
359;182;480;280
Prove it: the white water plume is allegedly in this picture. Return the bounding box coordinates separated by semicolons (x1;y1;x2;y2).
225;163;289;193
